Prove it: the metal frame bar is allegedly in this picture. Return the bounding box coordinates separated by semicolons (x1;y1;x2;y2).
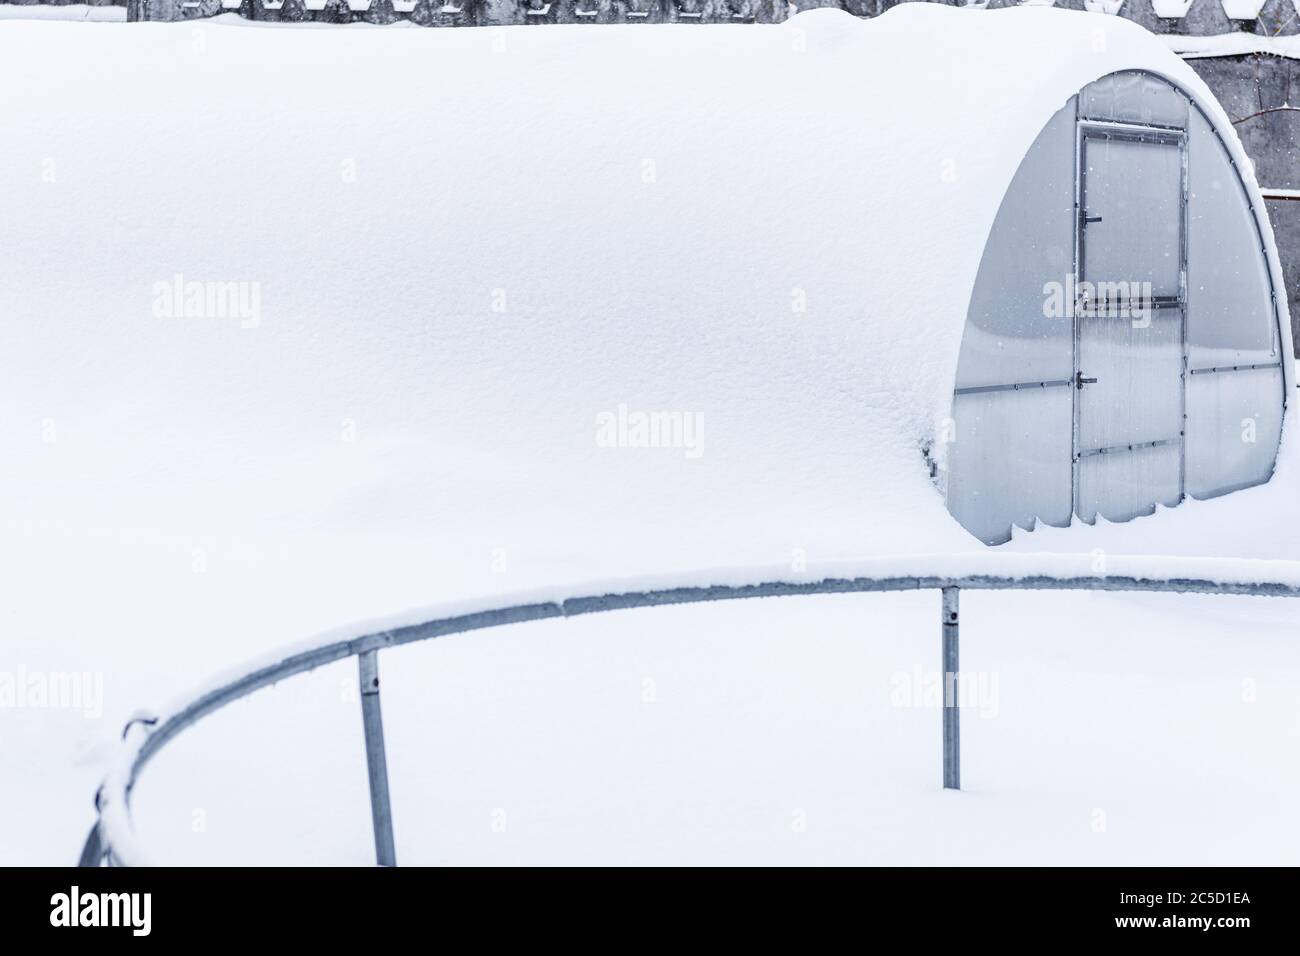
1076;120;1185;146
1076;436;1181;460
359;650;396;867
952;379;1071;397
1178;121;1191;506
1187;362;1283;376
1071;96;1082;518
76;560;1300;867
941;587;960;791
1075;298;1182;317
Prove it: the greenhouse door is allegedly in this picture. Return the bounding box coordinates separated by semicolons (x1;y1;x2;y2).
1074;123;1186;523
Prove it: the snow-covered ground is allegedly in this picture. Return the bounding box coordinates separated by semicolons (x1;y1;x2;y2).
1;9;1297;865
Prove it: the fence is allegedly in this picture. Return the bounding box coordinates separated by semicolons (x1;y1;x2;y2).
77;552;1300;866
120;0;788;25
100;0;1300;31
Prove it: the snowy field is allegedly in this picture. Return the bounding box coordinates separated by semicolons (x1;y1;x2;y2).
1;9;1297;865
129;575;1300;866
79;433;1300;867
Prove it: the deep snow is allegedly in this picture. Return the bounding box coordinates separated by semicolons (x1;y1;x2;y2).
0;9;1297;865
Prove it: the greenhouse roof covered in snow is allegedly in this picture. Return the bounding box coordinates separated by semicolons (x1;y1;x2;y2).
0;5;1292;624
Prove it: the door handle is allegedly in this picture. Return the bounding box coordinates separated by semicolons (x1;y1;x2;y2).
1084;215;1103;225
1076;372;1099;389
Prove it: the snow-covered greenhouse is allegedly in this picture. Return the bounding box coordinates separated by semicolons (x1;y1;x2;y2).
945;73;1293;543
2;4;1293;582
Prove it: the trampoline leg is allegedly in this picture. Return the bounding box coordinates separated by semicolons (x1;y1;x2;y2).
359;649;397;866
942;587;960;791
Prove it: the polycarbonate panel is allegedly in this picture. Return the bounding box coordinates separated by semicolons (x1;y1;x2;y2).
1186;108;1280;369
955;100;1076;390
1080;72;1188;130
1077;443;1181;525
946;71;1288;546
1185;366;1284;499
1078;312;1184;450
1081;136;1182;299
947;387;1073;545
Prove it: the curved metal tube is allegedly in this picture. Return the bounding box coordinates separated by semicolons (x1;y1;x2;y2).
78;556;1300;866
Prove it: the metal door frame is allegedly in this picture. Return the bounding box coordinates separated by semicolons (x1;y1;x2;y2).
1071;115;1189;522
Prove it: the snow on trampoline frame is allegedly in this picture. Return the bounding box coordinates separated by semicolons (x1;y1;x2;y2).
77;552;1300;867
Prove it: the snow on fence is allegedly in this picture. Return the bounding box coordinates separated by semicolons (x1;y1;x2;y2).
92;0;1300;28
78;552;1300;866
115;0;786;23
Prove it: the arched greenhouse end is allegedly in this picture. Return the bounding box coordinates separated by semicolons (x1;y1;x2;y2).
946;69;1293;544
